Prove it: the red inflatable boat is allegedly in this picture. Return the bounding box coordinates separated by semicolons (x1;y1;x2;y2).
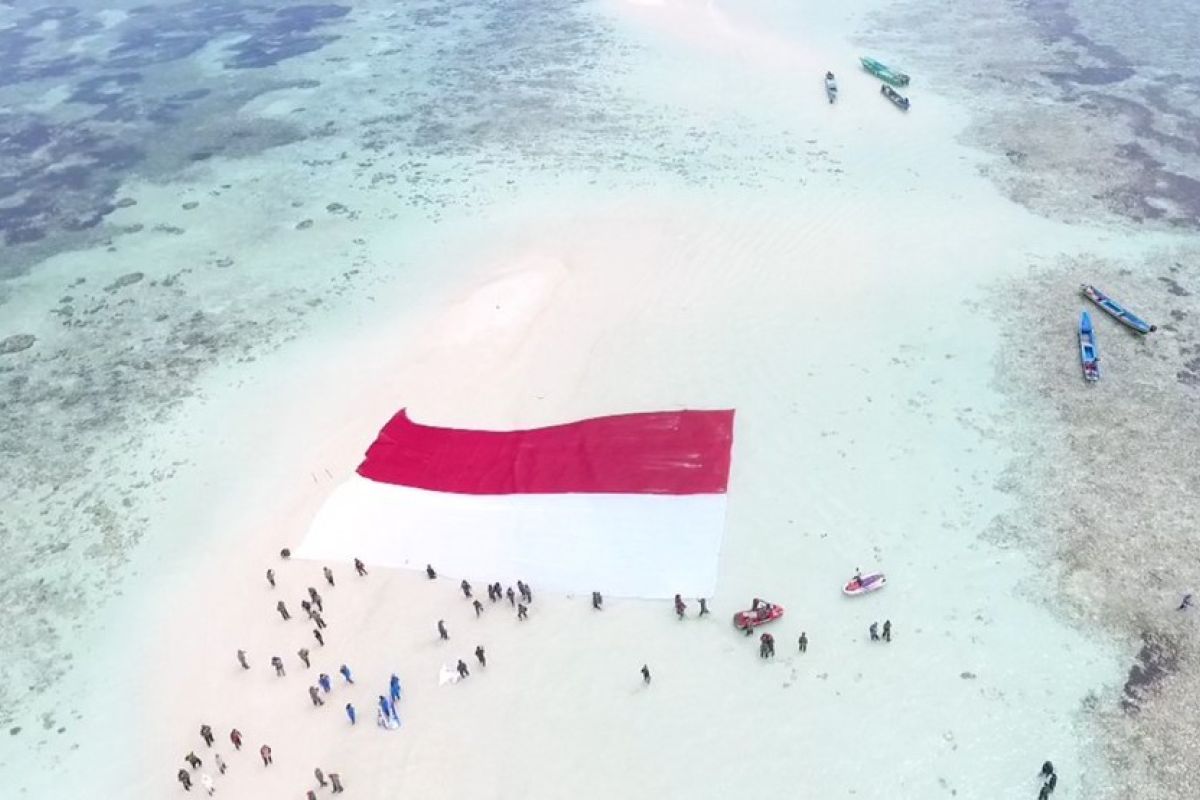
732;599;784;630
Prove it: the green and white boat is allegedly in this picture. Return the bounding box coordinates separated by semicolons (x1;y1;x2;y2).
860;56;910;87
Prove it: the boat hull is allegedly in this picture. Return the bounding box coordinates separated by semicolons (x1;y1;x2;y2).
843;572;887;596
1079;311;1100;382
860;57;910;87
1081;284;1155;334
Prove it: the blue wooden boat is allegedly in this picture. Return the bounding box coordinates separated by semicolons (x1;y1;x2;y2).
1081;284;1156;334
1079;311;1100;382
860;57;910;87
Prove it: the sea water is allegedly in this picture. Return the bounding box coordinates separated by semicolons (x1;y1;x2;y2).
0;0;1187;796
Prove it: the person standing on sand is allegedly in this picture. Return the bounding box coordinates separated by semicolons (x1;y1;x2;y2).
312;610;327;630
308;791;318;800
346;703;357;725
323;566;335;587
178;769;192;791
276;600;290;621
592;591;603;610
309;685;324;707
185;751;202;769
641;665;651;684
698;598;709;616
517;603;528;620
229;729;242;751
869;622;879;642
438;620;449;640
882;620;892;642
315;767;327;788
456;659;470;679
259;744;272;766
339;664;354;684
271;656;285;677
266;569;275;588
313;628;324;647
308;587;323;612
236;649;249;670
298;648;310;668
461;579;472;598
1179;594;1193;611
506;587;516;607
674;594;686;619
798;632;808;653
214;754;225;775
473;599;484;617
389;674;402;702
426;564;437;579
301;599;313;619
475;645;486;667
318;673;332;693
354;558;368;576
330;773;344;793
199;724;213;747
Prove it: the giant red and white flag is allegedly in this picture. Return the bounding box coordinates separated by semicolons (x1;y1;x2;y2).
298;408;735;598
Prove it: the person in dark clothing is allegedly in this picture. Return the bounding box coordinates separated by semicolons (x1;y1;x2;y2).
698;598;709;616
354;558;367;576
456;659;470;679
592;591;603;610
271;656;285;677
199;724;213;747
426;564;437;579
641;664;651;684
339;664;354;684
1179;594;1193;611
759;633;775;658
319;673;332;693
517;603;528;620
438;620;449;640
178;769;192;791
330;773;344;793
798;632;808;653
276;600;290;621
237;649;249;670
309;588;323;612
869;622;879;641
259;744;273;766
523;583;533;603
674;594;686;619
313;628;325;647
882;620;892;642
298;648;310;668
308;791;318;800
301;599;313;618
1038;785;1050;800
315;768;327;788
229;729;242;750
1040;761;1055;779
493;582;503;601
345;703;356;725
506;587;516;607
323;566;335;587
461;579;472;599
185;752;202;769
312;610;327;629
475;645;486;666
309;685;324;707
266;569;275;588
473;599;484;617
487;584;496;602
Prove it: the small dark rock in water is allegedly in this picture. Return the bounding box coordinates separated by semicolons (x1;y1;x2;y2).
1122;631;1179;712
295;219;314;230
121;223;145;234
214;257;234;268
0;334;36;355
1159;276;1191;296
181;201;199;210
104;272;144;292
9;727;20;736
326;202;347;213
114;198;137;209
959;671;977;679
